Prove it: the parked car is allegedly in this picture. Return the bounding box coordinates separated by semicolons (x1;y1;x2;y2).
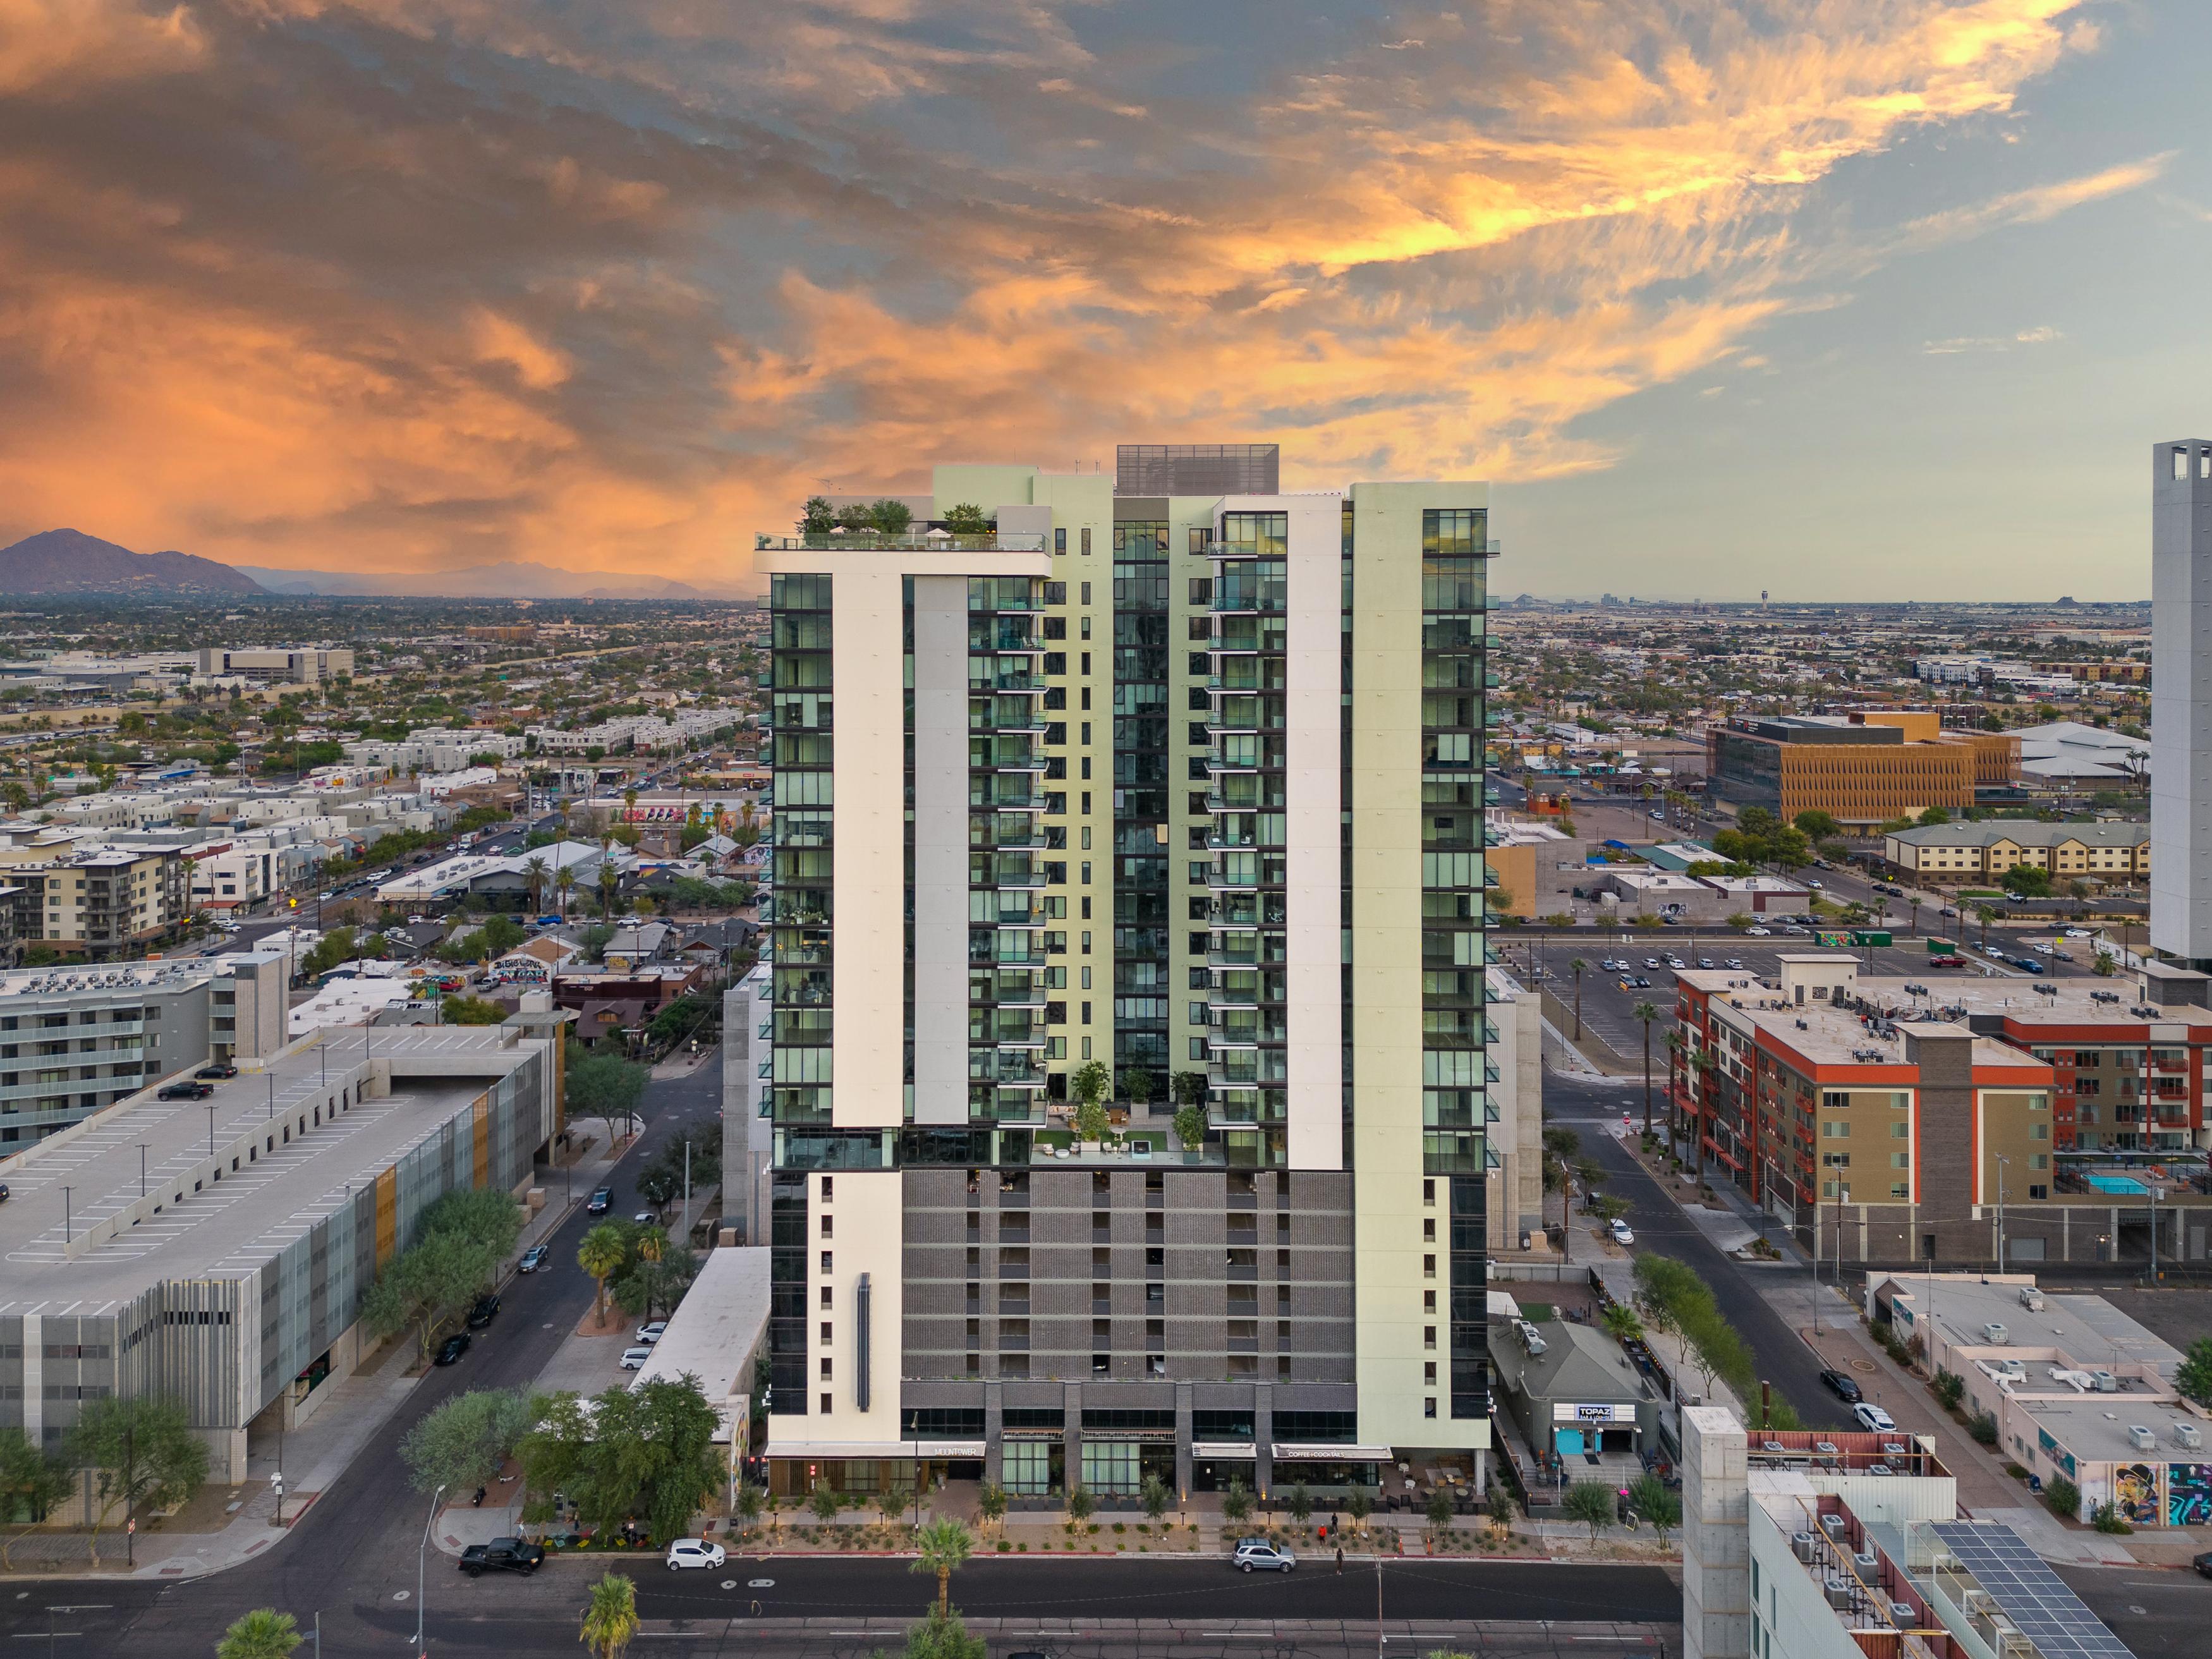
434;1333;471;1366
2019;960;2046;976
1698;957;1715;969
2193;1549;2212;1581
586;1188;612;1215
635;1322;667;1346
1608;1218;1635;1246
1632;976;1653;988
619;1346;653;1370
518;1244;550;1273
1852;1402;1897;1433
1940;906;1959;919
1820;1369;1864;1405
632;1211;657;1226
667;1538;727;1571
157;1081;214;1100
459;1538;544;1576
1233;1538;1296;1573
195;1063;239;1080
1746;926;1771;937
1643;957;1661;969
466;1295;501;1330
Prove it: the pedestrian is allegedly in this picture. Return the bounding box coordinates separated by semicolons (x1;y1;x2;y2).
1334;1545;1344;1574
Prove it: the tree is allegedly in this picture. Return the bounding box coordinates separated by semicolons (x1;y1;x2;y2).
1562;1481;1614;1545
2002;863;2053;898
1792;810;1840;842
869;497;915;535
810;1486;841;1524
1287;1483;1314;1526
1172;1102;1206;1155
216;1609;302;1659
361;1226;501;1355
0;1427;71;1529
911;1517;975;1614
401;1387;538;1494
1725;912;1753;933
1485;1483;1516;1534
1425;1484;1454;1532
1632;1000;1661;1136
64;1396;208;1536
904;1607;987;1659
580;1572;640;1659
442;994;507;1026
519;1376;721;1544
1600;1303;1643;1343
1066;1485;1097;1525
801;495;836;535
1629;1474;1680;1543
977;1481;1008;1532
1346;1486;1373;1533
1976;904;1997;951
578;1223;629;1325
735;1483;765;1536
613;1253;697;1322
1141;1473;1171;1525
522;854;549;915
1221;1479;1253;1524
569;1051;648;1133
2174;1337;2212;1409
1121;1065;1155;1109
2045;1475;2081;1521
941;502;992;536
1917;806;1950;827
1567;957;1588;1042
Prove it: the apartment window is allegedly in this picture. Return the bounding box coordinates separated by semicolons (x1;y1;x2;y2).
1055;528;1067;554
820;1214;833;1237
819;1251;833;1274
820;1286;833;1309
819;1358;833;1380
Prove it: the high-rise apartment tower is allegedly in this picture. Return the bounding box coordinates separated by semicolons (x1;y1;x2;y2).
752;446;1498;1501
2152;439;2212;969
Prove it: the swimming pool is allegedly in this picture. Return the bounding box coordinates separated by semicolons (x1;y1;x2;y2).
2085;1174;2149;1194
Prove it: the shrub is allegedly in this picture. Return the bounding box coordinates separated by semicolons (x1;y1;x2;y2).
1933;1370;1966;1411
1968;1411;1999;1446
2091;1502;2132;1535
2045;1476;2081;1521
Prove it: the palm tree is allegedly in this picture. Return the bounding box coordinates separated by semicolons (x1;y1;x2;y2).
580;1572;640;1659
216;1610;302;1659
1976;904;1996;952
523;855;548;916
554;865;576;916
1632;1001;1660;1137
909;1516;975;1615
1689;1050;1717;1184
1907;894;1922;939
1567;957;1588;1042
1600;1302;1643;1343
1664;1029;1687;1152
599;851;621;921
577;1223;628;1326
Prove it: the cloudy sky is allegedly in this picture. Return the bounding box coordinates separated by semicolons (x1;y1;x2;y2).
1;1;2202;598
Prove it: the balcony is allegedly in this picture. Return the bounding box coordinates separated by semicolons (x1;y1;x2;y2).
756;531;1050;552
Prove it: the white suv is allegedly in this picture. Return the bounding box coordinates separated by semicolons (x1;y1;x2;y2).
1232;1538;1296;1573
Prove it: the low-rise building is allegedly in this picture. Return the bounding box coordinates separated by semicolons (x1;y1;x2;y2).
1882;820;2149;885
0;842;191;957
1680;1404;2134;1659
195;646;355;685
1707;712;2017;827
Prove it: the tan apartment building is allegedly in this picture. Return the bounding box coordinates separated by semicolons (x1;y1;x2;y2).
1881;820;2149;884
0;843;190;957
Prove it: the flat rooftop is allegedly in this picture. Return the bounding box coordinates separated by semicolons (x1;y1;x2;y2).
632;1246;769;1444
1682;973;2031;1070
1849;974;2212;1031
0;1030;535;1315
2010;1397;2201;1464
1881;1276;2182;1378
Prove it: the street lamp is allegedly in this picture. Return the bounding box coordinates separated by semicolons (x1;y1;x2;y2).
414;1483;446;1656
1995;1156;2008;1277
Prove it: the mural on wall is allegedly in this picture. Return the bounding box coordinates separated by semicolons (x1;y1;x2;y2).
2114;1462;2159;1527
2168;1464;2212;1528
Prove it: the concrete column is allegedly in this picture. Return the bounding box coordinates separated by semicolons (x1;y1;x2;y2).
1174;1381;1193;1501
1473;1445;1488;1497
983;1382;1004;1488
1253;1383;1274;1500
20;1314;40;1445
1681;1404;1750;1659
1062;1381;1082;1501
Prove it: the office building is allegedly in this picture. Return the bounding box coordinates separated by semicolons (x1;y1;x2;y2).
750;446;1498;1499
1671;956;2212;1268
1706;712;2014;826
2153;439;2212;969
195;647;355;686
0;1026;557;1483
1880;820;2149;885
1679;1406;2134;1659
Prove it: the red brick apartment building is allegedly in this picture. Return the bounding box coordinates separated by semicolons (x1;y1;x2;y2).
1669;955;2212;1268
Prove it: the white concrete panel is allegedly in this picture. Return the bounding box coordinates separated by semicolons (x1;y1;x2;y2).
832;569;909;1127
796;1169;903;1445
912;578;971;1126
1280;493;1345;1170
2149;441;2212;962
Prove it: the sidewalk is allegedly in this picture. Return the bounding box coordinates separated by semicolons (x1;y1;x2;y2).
12;1127;640;1581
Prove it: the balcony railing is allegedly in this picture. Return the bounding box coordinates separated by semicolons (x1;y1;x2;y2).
756;531;1049;552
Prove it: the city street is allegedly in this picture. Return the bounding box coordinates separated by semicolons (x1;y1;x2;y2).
0;1048;721;1658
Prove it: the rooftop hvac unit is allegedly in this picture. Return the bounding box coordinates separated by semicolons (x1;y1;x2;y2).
2093;1371;2119;1393
1983;1323;2009;1344
2174;1423;2203;1450
1792;1532;1820;1563
1825;1577;1857;1610
2127;1425;2156;1452
1854;1549;1880;1572
1820;1513;1849;1534
1524;1332;1547;1356
1890;1604;1918;1627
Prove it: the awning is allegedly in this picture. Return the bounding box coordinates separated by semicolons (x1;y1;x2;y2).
764;1440;985;1461
1271;1443;1394;1462
1190;1442;1256;1459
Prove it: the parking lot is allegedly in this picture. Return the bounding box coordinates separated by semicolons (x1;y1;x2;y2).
1498;920;2112;1063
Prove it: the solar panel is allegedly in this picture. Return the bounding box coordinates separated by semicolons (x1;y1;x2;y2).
1928;1522;2137;1659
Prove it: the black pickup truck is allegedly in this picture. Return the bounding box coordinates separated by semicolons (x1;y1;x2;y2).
458;1538;545;1576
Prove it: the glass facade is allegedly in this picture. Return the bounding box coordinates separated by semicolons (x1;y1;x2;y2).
1112;523;1170;1081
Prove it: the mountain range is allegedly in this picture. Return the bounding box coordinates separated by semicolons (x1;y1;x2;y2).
0;530;743;600
0;529;263;595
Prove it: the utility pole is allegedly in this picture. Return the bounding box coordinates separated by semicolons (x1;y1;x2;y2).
1995;1156;2008;1277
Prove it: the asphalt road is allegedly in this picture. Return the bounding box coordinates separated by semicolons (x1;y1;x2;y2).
2054;1562;2211;1658
0;1052;723;1659
1544;1074;1854;1431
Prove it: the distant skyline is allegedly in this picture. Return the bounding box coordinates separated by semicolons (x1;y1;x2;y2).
1;3;2204;599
